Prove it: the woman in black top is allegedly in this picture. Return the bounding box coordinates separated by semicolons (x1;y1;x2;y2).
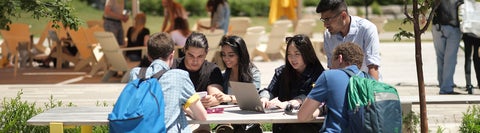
259;34;325;133
126;13;150;61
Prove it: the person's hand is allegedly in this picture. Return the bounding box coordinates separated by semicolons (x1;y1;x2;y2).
213;94;232;103
201;95;220;108
260;98;270;108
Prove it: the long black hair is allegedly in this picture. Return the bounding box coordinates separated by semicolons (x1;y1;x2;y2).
278;34;324;101
219;35;254;82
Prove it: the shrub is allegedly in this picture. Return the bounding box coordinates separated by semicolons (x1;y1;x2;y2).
0;90;109;132
371;1;383;15
460;105;480;132
0;91;47;132
402;111;419;133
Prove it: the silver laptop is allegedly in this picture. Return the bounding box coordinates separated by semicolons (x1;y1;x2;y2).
229;81;283;113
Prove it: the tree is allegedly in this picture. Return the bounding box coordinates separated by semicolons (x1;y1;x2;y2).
0;0;81;30
394;0;441;132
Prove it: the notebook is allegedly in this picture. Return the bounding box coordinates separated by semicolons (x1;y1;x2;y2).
229;81;283;113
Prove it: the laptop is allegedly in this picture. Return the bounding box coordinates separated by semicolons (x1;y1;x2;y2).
229;81;283;113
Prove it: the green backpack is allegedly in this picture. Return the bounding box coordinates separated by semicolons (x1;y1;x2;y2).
342;69;402;133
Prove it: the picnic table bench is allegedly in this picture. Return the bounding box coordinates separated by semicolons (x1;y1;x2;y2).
27;105;324;133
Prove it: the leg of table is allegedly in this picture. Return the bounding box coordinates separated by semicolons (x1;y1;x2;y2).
80;125;93;133
49;122;64;133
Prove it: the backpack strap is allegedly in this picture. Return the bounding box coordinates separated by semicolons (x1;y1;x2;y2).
151;69;168;79
139;67;148;79
342;69;372;79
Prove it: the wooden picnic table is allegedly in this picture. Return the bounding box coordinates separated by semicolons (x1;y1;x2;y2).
27;105;324;133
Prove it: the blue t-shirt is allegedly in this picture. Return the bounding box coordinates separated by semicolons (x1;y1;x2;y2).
129;60;197;133
307;65;365;132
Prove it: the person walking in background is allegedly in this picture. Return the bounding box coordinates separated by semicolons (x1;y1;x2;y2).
126;13;150;61
161;0;188;32
463;34;480;94
103;0;129;46
461;0;480;94
316;0;381;80
198;0;230;34
128;32;207;132
298;42;365;132
170;17;191;58
431;0;463;94
259;34;325;133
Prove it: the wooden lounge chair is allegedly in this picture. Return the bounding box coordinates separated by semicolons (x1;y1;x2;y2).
243;26;266;59
0;23;33;76
200;29;225;70
293;18;317;38
253;20;292;62
67;27;97;71
228;17;252;37
93;31;145;82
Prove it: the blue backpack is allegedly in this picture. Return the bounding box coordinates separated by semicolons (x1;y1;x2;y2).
108;68;167;133
342;69;402;133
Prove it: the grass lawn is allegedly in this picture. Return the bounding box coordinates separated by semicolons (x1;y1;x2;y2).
6;0;423;39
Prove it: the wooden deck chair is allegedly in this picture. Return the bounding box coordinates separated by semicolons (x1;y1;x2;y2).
67;27;97;71
243;26;266;59
86;20;103;28
192;18;211;32
94;32;145;82
84;25;106;76
253;20;292;61
47;30;79;70
228;17;252;37
294;18;317;37
200;29;225;70
0;23;32;76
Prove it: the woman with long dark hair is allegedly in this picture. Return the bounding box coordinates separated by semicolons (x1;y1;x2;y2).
259;34;325;133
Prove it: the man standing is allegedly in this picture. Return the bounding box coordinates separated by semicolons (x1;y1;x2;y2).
103;0;129;46
316;0;381;80
432;0;463;94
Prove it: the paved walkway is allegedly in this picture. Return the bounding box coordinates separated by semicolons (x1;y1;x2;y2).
0;33;477;132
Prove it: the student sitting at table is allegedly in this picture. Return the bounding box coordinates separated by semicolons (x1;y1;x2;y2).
171;32;225;133
298;42;365;132
214;35;262;132
259;34;325;133
128;32;207;132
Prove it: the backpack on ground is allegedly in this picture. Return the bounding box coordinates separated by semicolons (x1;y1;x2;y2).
342;69;402;133
108;68;167;133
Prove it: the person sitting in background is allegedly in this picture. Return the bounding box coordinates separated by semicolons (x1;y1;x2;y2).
126;13;150;61
197;0;230;34
298;42;365;132
170;17;191;58
259;34;325;133
129;32;207;132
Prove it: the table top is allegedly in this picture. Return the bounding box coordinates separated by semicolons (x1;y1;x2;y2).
27;105;324;126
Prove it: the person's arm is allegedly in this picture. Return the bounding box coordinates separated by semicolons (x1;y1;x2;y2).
368;64;379;80
297;98;321;122
186;99;207;121
202;84;224;107
161;8;169;32
363;21;381;80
